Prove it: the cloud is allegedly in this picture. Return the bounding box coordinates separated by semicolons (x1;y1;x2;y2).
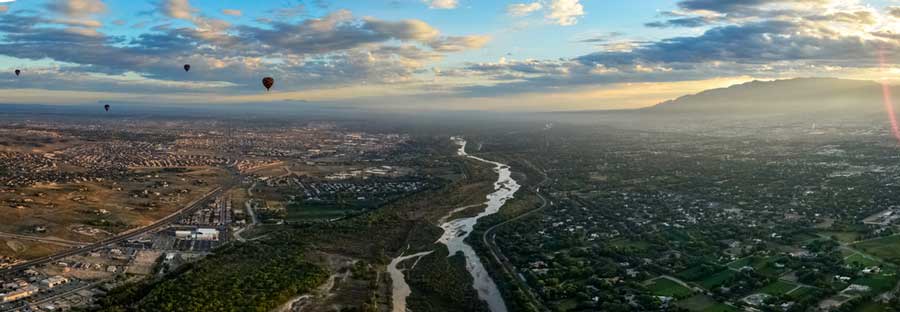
507;2;542;17
445;0;900;99
429;35;490;52
0;8;489;95
42;0;106;36
363;18;441;41
162;0;194;20
887;6;900;18
0;0;887;110
221;9;242;17
45;0;106;18
578;32;625;43
547;0;584;26
645;16;713;28
424;0;458;9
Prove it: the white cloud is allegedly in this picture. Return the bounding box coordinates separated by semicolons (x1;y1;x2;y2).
547;0;584;26
507;2;542;17
424;0;458;10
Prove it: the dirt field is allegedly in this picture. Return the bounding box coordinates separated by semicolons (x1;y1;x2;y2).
0;167;230;259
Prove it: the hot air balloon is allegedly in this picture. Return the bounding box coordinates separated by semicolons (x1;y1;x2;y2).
104;104;110;112
183;64;191;72
14;69;20;77
262;77;274;91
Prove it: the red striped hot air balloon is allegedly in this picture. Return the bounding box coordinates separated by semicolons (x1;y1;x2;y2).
262;77;274;91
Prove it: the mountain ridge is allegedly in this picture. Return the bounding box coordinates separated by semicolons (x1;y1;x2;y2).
643;77;885;115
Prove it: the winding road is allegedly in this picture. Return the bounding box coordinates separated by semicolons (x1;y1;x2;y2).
480;162;549;311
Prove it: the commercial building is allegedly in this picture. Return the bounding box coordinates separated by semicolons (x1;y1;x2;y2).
40;276;69;289
1;285;38;303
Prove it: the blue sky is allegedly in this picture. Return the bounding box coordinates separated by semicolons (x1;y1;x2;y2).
0;0;898;110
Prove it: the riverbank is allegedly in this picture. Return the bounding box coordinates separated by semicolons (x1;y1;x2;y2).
389;137;520;312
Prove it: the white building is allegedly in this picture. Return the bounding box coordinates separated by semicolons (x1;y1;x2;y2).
175;230;193;239
40;276;69;289
195;228;219;241
174;228;219;241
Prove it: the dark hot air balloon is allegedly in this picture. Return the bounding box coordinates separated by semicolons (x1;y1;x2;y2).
14;69;20;77
183;64;191;72
104;104;110;112
262;77;274;91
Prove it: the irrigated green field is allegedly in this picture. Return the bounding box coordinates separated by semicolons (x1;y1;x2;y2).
700;270;737;289
853;236;900;263
646;277;693;298
676;294;737;312
758;280;797;296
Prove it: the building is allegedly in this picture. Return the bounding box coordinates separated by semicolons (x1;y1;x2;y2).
195;228;219;241
40;276;69;289
175;230;193;239
1;285;38;303
174;228;220;241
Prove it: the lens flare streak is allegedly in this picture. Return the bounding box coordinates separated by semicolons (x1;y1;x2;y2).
879;51;900;144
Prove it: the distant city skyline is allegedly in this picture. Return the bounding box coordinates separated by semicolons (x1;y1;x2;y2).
0;0;898;110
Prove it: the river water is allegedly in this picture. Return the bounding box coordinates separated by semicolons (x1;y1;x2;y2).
388;250;434;312
387;137;519;312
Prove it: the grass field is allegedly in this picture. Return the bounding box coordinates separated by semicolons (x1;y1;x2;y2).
845;253;881;267
646;277;693;298
727;257;754;269
786;286;818;300
853;235;900;263
727;256;769;271
758;280;797;296
677;267;707;281
790;232;822;244
853;301;889;312
852;273;898;293
676;264;722;282
676;294;737;312
819;231;862;243
700;270;737;289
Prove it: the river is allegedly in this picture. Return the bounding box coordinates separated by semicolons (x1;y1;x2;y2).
388;137;519;312
388;250;434;312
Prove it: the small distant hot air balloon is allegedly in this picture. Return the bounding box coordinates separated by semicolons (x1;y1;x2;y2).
14;69;20;77
183;64;191;72
262;77;274;91
104;104;110;112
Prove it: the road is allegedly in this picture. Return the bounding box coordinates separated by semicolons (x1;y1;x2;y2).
7;280;104;312
0;185;231;277
0;232;85;247
480;162;549;311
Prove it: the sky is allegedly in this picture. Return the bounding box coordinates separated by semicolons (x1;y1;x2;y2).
0;0;899;111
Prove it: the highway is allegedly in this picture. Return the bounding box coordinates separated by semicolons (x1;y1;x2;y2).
0;185;229;277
